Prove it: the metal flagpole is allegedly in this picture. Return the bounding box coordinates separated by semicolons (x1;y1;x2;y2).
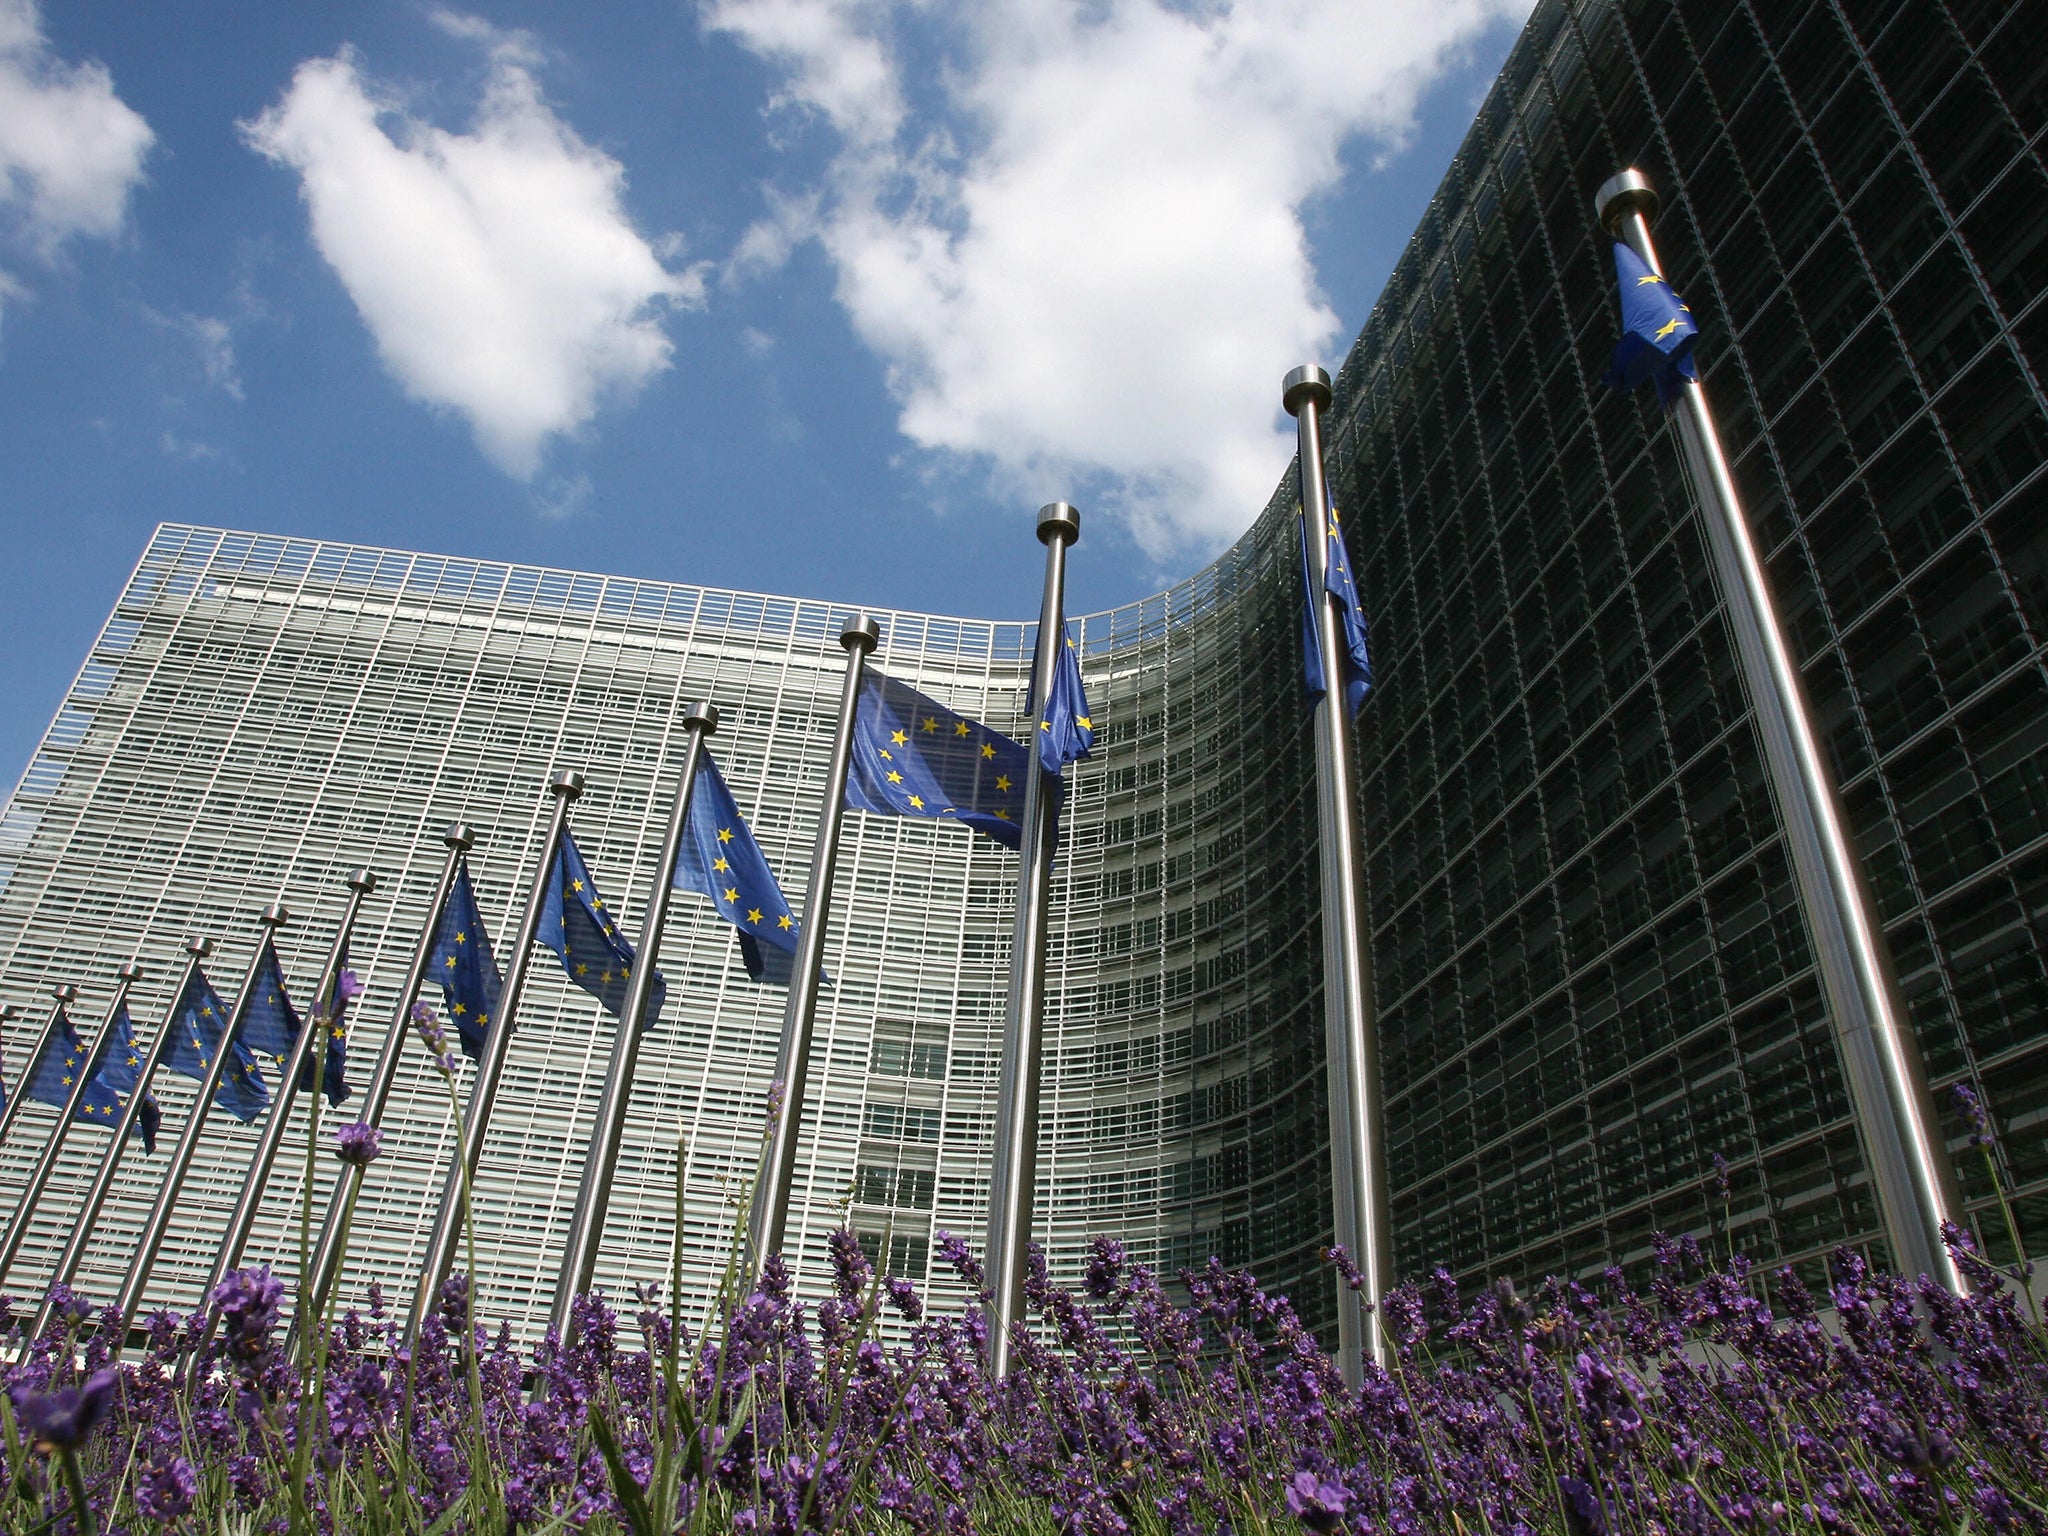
190;869;376;1358
1596;168;1965;1290
407;774;582;1343
748;614;880;1271
298;828;472;1350
0;969;142;1286
115;904;291;1326
984;503;1078;1378
0;987;77;1147
545;704;717;1350
25;936;210;1346
1286;363;1393;1380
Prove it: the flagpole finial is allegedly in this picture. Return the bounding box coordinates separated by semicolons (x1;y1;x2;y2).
682;702;719;734
184;935;212;957
259;903;290;929
0;1005;15;1023
840;614;881;653
1036;502;1081;546
1282;364;1333;418
116;961;144;984
1595;168;1658;235
347;868;378;893
443;823;477;850
52;983;78;1004
550;769;586;800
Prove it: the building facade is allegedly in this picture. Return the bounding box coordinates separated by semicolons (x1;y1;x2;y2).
0;0;2043;1342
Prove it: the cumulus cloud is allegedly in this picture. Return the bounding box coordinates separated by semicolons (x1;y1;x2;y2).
709;0;1530;555
243;21;699;478
0;0;152;324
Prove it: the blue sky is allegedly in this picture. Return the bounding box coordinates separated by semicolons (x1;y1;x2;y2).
0;0;1530;781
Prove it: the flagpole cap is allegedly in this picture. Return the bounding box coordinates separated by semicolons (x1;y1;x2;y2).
443;823;477;851
1282;365;1333;418
1036;503;1081;546
1595;168;1659;235
550;770;586;801
52;984;78;1004
0;1005;15;1023
682;702;719;734
116;962;145;984
185;935;212;958
346;868;378;893
840;614;881;653
259;903;291;929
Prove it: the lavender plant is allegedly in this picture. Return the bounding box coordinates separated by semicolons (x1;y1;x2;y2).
0;1069;2040;1532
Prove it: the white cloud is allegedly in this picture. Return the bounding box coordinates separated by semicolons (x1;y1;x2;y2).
243;22;700;479
709;0;1530;556
0;0;152;322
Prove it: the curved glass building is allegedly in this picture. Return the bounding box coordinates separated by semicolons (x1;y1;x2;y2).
1;0;2043;1341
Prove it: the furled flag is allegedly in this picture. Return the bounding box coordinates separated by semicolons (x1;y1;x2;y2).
165;965;270;1123
845;671;1031;849
1600;240;1699;407
1037;627;1095;773
238;938;299;1059
431;862;503;1061
297;956;354;1106
25;1006;126;1133
1299;503;1373;717
91;1001;163;1154
673;749;801;983
540;829;667;1026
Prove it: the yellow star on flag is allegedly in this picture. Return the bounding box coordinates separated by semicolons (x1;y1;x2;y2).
746;907;763;924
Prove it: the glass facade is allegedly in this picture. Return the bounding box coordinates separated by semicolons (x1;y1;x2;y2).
1331;0;2048;1293
0;0;2043;1345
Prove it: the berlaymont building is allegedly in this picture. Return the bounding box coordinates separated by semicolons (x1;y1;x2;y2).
1;0;2044;1343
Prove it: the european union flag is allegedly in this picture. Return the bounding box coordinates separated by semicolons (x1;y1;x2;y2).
239;938;299;1058
431;861;503;1061
673;748;800;983
1601;240;1699;407
25;1008;124;1130
540;830;666;1025
1300;505;1373;716
299;948;352;1106
1037;627;1095;773
845;671;1030;849
165;965;270;1124
91;1001;162;1154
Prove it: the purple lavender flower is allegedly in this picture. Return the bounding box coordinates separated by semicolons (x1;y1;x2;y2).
1952;1082;1995;1148
334;1120;384;1165
135;1454;198;1519
10;1368;115;1452
935;1230;987;1293
828;1228;873;1302
1285;1469;1348;1532
336;968;366;1002
884;1277;924;1320
212;1266;285;1371
411;1001;458;1074
1558;1476;1608;1536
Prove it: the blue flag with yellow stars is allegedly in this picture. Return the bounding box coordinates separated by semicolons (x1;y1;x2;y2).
845;671;1030;849
25;1008;124;1129
672;748;801;983
431;861;503;1062
1036;627;1095;774
540;829;667;1025
1601;240;1699;407
298;949;352;1106
238;938;299;1059
1300;504;1373;717
91;1001;163;1154
165;965;270;1123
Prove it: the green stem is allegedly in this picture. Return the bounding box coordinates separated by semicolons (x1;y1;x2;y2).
56;1445;95;1536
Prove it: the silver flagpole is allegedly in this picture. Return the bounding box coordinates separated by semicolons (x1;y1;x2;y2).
984;502;1079;1377
1286;363;1393;1380
189;870;376;1359
25;936;210;1346
0;970;142;1285
297;828;472;1351
1596;169;1965;1290
748;614;880;1271
115;905;291;1326
407;774;582;1343
0;987;77;1147
545;704;717;1351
